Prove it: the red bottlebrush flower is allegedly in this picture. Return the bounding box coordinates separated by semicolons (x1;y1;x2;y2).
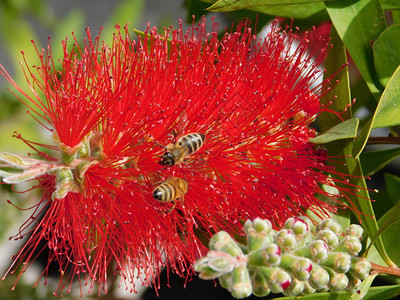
0;18;354;296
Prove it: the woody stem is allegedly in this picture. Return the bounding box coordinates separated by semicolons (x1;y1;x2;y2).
370;262;400;277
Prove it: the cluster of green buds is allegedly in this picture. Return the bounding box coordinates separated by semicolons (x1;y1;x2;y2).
0;131;105;200
195;217;371;298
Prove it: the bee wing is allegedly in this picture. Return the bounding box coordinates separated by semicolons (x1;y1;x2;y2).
171;109;188;138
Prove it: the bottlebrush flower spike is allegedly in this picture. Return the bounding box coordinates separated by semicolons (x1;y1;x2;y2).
0;18;359;295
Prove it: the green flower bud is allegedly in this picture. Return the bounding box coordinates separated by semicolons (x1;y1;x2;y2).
230;266;252;299
194;252;237;279
345;272;361;291
209;231;243;257
327;269;349;292
302;281;316;295
350;257;371;280
77;142;89;158
308;264;329;290
250;268;270;297
55;167;74;186
316;219;342;236
258;266;291;294
219;273;231;289
346;224;364;240
280;255;312;281
244;218;273;251
247;243;281;267
282;278;304;297
317;229;339;249
324;252;351;273
335;235;362;256
294;239;328;263
284;217;311;247
275;229;297;252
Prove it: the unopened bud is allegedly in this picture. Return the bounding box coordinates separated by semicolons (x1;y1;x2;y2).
302;281;316;295
327;270;349;292
317;229;339;249
317;219;342;236
209;231;243;257
250;268;270;297
258;266;291;294
324;252;351;273
282;278;305;296
308;264;329;290
346;224;364;240
244;218;273;251
275;229;297;252
350;257;371;280
230;266;252;299
280;255;312;281
247;244;281;267
284;217;311;247
345;272;361;291
335;235;362;256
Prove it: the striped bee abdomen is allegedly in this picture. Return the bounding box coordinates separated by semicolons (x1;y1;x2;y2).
153;177;188;203
153;181;176;202
177;133;205;155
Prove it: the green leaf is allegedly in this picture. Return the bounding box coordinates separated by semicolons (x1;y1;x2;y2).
379;0;400;10
360;147;400;177
373;25;400;87
353;65;400;158
364;284;400;300
354;274;378;299
372;65;400;129
356;274;378;300
386;173;400;205
320;26;394;267
352;118;373;159
376;198;400;266
207;0;328;11
201;0;328;20
326;0;386;100
310;118;359;144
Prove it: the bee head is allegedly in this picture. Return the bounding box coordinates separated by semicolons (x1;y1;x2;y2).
159;152;175;166
153;189;163;200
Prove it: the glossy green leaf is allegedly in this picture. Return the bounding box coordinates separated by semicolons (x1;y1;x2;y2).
354;274;378;300
386;173;400;204
373;25;400;87
207;0;327;11
352;118;373;159
360;147;400;177
201;0;328;20
372;65;400;129
376;200;400;266
353;65;400;158
364;285;400;300
379;0;400;10
320;26;394;267
311;118;359;144
326;0;386;100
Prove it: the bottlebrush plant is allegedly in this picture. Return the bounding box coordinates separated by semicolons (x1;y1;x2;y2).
0;0;399;299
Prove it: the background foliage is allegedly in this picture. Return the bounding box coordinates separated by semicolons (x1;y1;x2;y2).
0;0;399;299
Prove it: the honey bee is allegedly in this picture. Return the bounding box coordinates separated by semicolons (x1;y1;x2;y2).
153;177;188;213
159;133;205;166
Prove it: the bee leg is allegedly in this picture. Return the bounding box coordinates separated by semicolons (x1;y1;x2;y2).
164;201;177;214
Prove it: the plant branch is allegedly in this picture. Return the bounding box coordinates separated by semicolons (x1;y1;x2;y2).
370;262;400;277
367;136;400;145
